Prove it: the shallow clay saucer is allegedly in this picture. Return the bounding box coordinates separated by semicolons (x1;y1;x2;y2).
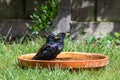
18;52;109;68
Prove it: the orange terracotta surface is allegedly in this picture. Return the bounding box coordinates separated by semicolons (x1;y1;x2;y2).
18;52;109;68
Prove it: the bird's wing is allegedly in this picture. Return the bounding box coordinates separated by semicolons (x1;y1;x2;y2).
37;44;50;53
32;44;50;60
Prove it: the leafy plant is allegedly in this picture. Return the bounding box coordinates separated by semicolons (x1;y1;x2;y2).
79;27;86;35
113;32;120;45
28;0;60;34
97;34;113;44
84;35;97;44
84;34;114;46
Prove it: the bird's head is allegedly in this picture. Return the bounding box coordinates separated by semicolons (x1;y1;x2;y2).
46;34;55;43
54;32;66;41
57;32;71;39
58;32;66;39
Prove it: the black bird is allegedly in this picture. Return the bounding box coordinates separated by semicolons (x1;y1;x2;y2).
55;33;66;55
32;33;66;60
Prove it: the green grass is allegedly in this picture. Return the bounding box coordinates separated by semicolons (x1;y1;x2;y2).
0;37;120;80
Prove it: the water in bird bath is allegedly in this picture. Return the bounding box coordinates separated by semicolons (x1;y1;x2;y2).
22;52;106;61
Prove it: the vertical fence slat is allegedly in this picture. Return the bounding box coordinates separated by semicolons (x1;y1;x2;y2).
97;0;120;21
0;0;24;19
71;0;95;21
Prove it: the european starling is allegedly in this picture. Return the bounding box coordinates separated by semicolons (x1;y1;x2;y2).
32;33;66;60
55;33;66;54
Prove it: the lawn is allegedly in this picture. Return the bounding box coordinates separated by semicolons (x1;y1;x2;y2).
0;37;120;80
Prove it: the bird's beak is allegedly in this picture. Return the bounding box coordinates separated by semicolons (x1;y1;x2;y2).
66;32;71;36
55;36;59;39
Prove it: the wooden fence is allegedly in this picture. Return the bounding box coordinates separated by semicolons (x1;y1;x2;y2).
0;0;120;39
0;0;120;21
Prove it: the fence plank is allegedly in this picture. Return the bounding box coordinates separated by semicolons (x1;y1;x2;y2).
0;0;24;19
97;0;120;21
71;0;95;21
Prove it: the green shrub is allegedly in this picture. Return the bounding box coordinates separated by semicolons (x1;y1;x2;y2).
28;0;60;35
113;32;120;45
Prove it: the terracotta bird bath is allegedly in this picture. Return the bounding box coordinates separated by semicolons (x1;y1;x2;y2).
18;52;109;69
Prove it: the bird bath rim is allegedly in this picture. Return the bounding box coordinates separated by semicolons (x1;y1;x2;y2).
18;52;109;68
